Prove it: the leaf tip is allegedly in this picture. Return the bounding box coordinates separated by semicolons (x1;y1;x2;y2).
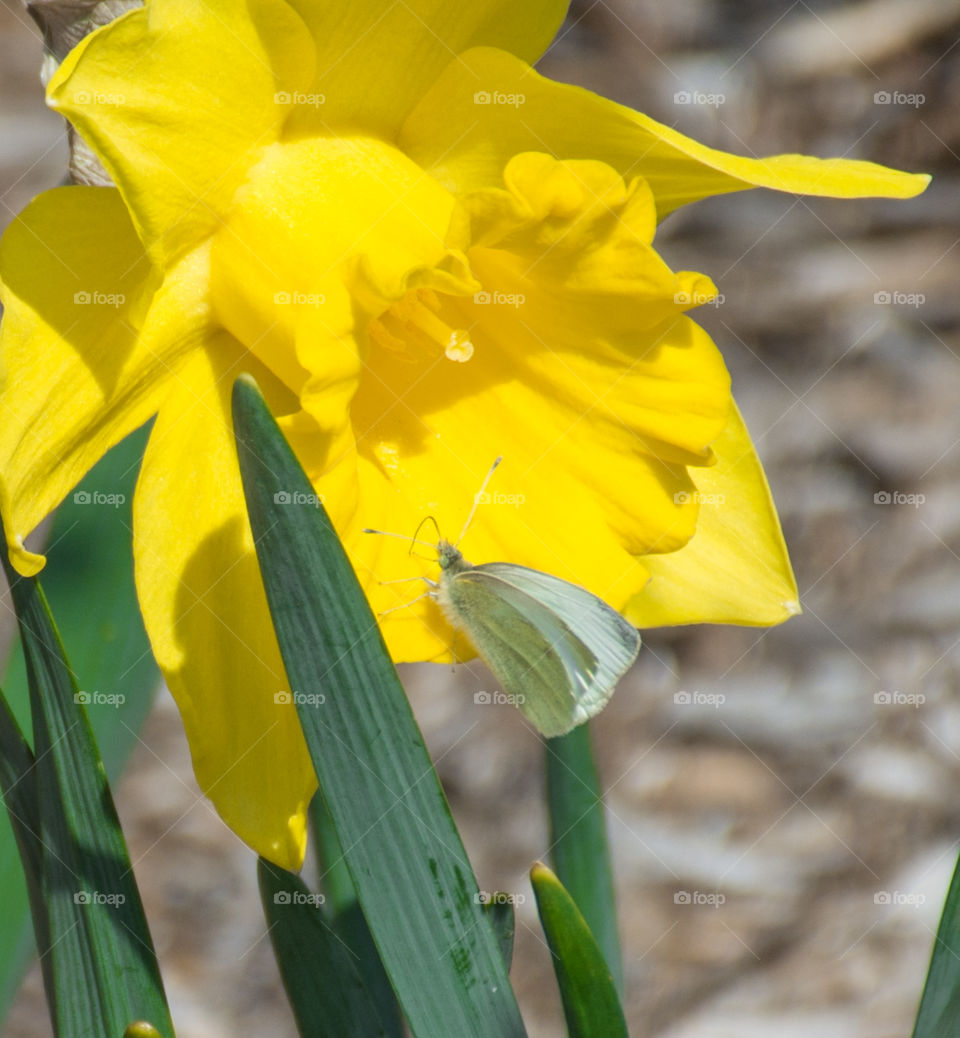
233;371;262;402
530;861;554;884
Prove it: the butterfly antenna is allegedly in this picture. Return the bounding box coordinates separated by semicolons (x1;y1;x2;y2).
455;456;502;546
408;516;442;559
362;528;436;551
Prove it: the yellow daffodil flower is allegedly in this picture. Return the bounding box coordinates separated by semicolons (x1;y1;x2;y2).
0;0;928;868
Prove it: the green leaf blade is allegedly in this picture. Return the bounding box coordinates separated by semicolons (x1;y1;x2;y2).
481;898;516;971
913;851;960;1038
0;691;53;1002
232;376;525;1038
2;553;172;1038
546;722;622;993
531;862;627;1038
310;794;403;1037
258;858;391;1037
0;426;159;1022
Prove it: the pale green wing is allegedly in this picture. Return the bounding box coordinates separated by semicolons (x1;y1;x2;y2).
445;564;640;736
476;564;640;716
443;572;583;735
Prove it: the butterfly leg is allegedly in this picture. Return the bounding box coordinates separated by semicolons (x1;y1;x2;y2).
378;576;438;586
376;587;438;617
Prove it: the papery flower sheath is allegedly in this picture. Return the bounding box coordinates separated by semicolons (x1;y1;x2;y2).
0;0;928;867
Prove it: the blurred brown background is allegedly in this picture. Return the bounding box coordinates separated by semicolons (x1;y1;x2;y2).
1;0;958;1035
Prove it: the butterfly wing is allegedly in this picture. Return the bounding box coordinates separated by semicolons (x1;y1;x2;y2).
478;564;641;718
441;572;584;735
443;564;640;736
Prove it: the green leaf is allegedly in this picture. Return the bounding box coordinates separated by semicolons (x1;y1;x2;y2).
913;851;960;1038
0;426;158;1021
232;375;526;1038
258;857;391;1037
531;862;627;1038
546;722;622;993
481;898;515;970
310;794;403;1037
1;551;173;1038
0;693;41;885
310;792;356;915
0;690;52;1001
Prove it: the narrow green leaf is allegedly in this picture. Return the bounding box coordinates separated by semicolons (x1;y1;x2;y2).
531;862;627;1038
913;851;960;1038
258;857;391;1037
0;426;158;1021
310;792;355;915
310;794;403;1037
232;375;526;1038
1;551;173;1038
0;685;41;1017
481;898;515;970
546;723;622;993
0;692;40;906
0;690;52;999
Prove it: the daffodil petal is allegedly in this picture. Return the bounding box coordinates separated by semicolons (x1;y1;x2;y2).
134;340;312;870
287;0;568;134
455;153;730;467
208;134;466;403
400;48;931;216
0;186;210;576
47;0;315;264
626;402;800;627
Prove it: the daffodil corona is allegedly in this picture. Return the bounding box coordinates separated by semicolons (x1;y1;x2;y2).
0;0;929;867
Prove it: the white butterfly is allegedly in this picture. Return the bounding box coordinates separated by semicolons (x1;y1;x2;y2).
366;459;641;737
